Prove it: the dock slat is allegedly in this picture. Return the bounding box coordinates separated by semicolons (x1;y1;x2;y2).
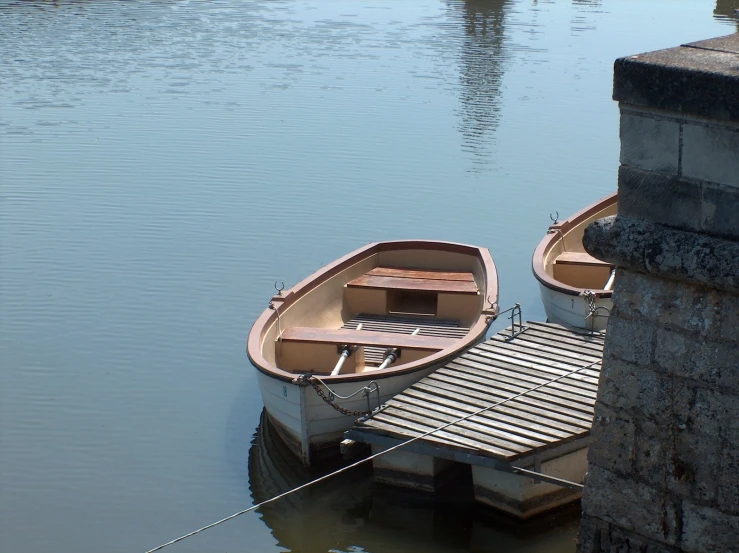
508;327;605;354
463;349;601;387
415;377;595;423
381;404;548;450
412;380;593;428
349;321;603;463
402;388;586;436
447;359;599;402
398;392;574;441
489;333;604;363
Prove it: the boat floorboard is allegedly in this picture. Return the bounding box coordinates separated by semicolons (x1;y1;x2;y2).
347;321;604;463
342;313;469;365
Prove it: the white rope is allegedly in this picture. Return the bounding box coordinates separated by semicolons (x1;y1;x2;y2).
144;358;601;553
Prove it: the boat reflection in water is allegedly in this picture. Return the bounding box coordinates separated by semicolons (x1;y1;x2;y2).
248;411;580;553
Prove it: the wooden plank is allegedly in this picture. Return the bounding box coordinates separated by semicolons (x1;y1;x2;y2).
432;366;596;413
486;336;601;376
448;361;598;404
501;332;604;360
352;313;462;327
355;419;471;449
368;267;475;282
451;356;599;399
520;325;605;351
516;326;605;352
374;406;540;454
525;322;606;345
555;251;612;267
280;327;457;350
471;343;602;380
413;379;593;426
443;367;597;413
368;411;525;457
344;320;468;338
384;403;550;450
397;392;574;441
402;386;585;435
407;383;591;432
466;347;601;387
357;419;518;459
346;274;478;294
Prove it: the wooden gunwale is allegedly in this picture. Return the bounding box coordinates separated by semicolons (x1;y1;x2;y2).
247;240;499;384
531;193;617;298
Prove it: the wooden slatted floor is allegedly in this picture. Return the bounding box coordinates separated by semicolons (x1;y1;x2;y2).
347;321;604;463
342;313;470;366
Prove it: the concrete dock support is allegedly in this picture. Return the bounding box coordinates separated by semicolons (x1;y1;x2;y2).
578;34;739;552
370;445;456;492
473;448;587;519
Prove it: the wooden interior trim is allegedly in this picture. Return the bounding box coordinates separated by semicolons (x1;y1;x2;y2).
280;327;457;350
367;267;475;282
346;274;478;294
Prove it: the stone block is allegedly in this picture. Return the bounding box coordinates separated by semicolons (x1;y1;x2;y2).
611;269;722;335
581;465;680;546
682;122;739;188
654;329;739;391
719;293;739;343
701;181;739;241
603;314;654;366
606;526;682;553
584;215;739;295
576;515;608;553
717;425;739;515
635;419;719;504
613;40;739;124
691;387;739;431
618;165;702;232
597;359;691;420
682;501;739;553
588;403;635;476
619;111;680;174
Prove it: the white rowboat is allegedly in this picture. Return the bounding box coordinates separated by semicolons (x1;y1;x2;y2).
247;240;499;465
532;193;617;331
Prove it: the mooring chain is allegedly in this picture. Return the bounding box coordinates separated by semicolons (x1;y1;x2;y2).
306;377;373;417
582;289;597;316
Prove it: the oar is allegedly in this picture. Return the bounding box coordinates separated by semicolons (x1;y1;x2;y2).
376;328;420;370
604;269;616;291
330;323;362;376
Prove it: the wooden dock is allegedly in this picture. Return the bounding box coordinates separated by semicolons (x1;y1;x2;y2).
344;321;605;519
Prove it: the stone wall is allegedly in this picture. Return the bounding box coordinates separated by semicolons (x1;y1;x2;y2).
577;35;739;552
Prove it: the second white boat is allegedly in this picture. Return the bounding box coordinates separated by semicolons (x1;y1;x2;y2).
532;193;617;332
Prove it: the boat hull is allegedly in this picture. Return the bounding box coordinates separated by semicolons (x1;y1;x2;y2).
537;282;611;332
257;364;439;464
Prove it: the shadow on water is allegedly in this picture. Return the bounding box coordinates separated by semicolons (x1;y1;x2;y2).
715;0;739;30
448;0;511;168
247;410;580;553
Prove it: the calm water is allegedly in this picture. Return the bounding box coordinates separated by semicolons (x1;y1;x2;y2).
0;1;736;552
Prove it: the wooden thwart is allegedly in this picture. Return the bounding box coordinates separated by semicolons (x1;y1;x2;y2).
555;251;613;268
280;327;457;351
367;267;475;282
347;267;478;295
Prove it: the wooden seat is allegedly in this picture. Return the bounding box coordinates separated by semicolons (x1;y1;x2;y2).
280;327;457;351
555;252;612;268
346;267;478;295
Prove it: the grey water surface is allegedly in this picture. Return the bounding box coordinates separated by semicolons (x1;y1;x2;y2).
1;1;735;552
